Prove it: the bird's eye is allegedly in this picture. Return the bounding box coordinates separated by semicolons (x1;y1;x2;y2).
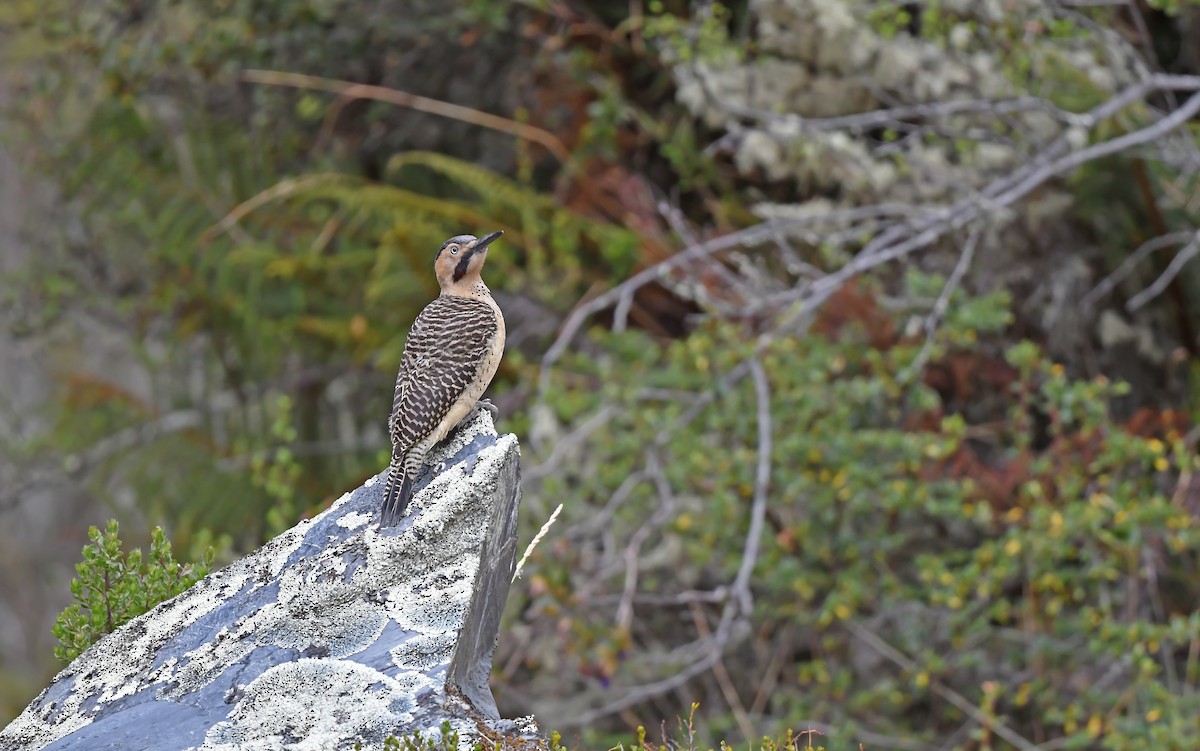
449;245;459;255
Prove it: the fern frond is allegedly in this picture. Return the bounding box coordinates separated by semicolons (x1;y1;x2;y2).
386;151;558;213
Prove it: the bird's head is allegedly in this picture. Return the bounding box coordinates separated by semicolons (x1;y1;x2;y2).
434;231;503;289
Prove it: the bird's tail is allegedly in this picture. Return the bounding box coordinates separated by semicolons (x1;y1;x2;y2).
379;466;414;528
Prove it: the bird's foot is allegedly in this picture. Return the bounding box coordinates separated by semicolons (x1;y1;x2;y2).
475;398;499;418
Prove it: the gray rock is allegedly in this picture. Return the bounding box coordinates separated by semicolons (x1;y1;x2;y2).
0;409;536;751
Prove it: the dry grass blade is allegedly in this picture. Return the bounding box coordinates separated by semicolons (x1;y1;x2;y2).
242;69;571;163
512;503;563;582
201;173;347;243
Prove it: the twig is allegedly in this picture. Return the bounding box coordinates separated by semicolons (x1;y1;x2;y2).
564;468;645;543
585;588;730;606
771;87;1200;335
241;69;571;163
749;628;790;718
307;206;346;255
1126;231;1200;311
615;451;677;631
562;355;773;727
688;600;755;743
987;89;1200;209
844;621;1041;751
1081;231;1195;308
636;200;746;331
539;225;769;385
525;405;616;480
538;204;932;391
540;76;1200;395
613;201;703;334
736;357;773;616
565;636;728;726
722;74;1200;141
899;224;983;383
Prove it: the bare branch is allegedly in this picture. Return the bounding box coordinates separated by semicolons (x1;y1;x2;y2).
687;600;754;743
615;451;677;632
525;405;617;481
202;173;347;243
538;205;935;390
1082;231;1196;308
539;76;1200;396
899;224;983;383
1127;232;1200;311
585;588;731;607
735;357;772;616
723;95;1085;134
986;88;1200;209
562;355;773;727
771;87;1200;334
720;75;1200;151
564;468;646;543
844;621;1042;751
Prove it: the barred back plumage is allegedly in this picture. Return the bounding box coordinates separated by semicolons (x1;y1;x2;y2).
380;292;502;525
388;295;498;452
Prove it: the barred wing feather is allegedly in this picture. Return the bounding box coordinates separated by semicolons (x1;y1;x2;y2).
388;295;498;457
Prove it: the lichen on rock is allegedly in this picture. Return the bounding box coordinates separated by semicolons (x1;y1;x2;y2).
1;408;532;751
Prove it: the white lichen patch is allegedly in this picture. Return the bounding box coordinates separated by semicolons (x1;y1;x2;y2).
0;695;91;750
241;514;312;584
336;510;373;529
388;632;458;672
262;573;392;659
199;659;414;751
366;436;515;570
385;567;477;637
0;562;256;747
366;431;519;648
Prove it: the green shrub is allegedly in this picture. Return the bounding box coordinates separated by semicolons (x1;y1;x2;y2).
516;275;1200;749
51;520;214;663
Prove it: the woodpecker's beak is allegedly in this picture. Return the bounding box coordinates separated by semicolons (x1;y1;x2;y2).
472;230;503;251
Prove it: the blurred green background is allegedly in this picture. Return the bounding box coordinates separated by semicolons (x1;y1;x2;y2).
2;0;1200;748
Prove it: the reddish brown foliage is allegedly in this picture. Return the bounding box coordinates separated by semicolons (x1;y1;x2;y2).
812;281;897;349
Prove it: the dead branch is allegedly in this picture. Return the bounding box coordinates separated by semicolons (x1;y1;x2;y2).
1127;231;1200;311
899;224;984;383
844;621;1041;751
1082;231;1197;308
539;75;1200;392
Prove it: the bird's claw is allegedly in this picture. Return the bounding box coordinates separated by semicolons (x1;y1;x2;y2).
476;398;499;418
